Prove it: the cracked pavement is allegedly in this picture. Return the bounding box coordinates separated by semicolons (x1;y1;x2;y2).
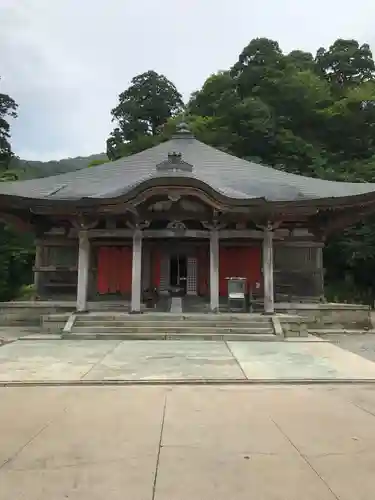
2;337;375;382
2;384;375;499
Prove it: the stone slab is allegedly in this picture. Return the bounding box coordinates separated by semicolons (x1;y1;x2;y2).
308;452;375;500
6;386;165;471
1;385;375;499
0;387;69;467
155;447;337;500
170;296;182;313
19;334;62;340
85;340;244;381
162;386;295;454
0;326;40;342
0;340;120;382
3;338;375;383
228;341;375;380
326;333;375;363
335;383;375;416
268;388;375;457
0;386;165;500
0;458;155;500
285;334;326;342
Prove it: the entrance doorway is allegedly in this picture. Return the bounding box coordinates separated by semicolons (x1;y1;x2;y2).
170;254;187;295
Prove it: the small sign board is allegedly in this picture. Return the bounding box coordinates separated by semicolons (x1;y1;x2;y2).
226;277;247;311
226;277;246;298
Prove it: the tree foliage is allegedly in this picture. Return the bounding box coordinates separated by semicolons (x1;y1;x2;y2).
0;219;34;301
186;37;375;301
0;79;18;171
0;80;34;300
107;71;184;159
316;39;375;87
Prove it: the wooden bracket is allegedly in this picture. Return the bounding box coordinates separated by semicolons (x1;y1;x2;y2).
72;214;99;230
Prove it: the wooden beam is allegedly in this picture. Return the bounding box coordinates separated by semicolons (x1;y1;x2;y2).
308;203;375;236
276;240;324;248
33;266;78;272
36;238;77;247
220;230;263;239
136;210;212;221
79;228;274;239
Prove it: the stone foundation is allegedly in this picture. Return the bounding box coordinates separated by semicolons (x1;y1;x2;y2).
42;313;72;332
0;302;74;327
277;314;308;337
275;303;372;331
0;301;372;335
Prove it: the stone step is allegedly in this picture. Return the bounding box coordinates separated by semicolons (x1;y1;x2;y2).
308;329;371;335
71;325;274;335
74;319;272;329
74;315;272;323
64;332;278;341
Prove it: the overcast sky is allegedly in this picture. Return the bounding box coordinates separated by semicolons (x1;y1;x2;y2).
1;0;374;161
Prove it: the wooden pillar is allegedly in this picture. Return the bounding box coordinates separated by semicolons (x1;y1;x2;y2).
316;245;325;299
263;224;274;314
76;230;90;312
34;243;43;296
131;229;143;313
210;229;219;312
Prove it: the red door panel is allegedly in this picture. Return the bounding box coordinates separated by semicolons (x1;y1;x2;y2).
97;246;132;294
219;246;261;296
108;248;118;293
97;247;108;294
119;247;132;294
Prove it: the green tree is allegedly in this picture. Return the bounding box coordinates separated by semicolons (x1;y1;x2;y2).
0;79;18;171
0;166;34;301
108;71;184;159
188;38;332;174
286;50;315;72
231;38;286;98
316;39;375;88
189;71;239;117
185;37;375;301
0;83;34;300
0;219;34;301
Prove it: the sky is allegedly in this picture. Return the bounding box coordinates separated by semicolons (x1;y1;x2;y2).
1;0;375;161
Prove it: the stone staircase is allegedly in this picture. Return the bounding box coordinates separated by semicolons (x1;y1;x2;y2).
65;313;279;341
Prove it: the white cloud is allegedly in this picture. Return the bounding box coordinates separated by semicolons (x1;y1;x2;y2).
1;0;375;160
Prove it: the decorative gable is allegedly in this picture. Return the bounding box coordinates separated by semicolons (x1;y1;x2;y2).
156;152;193;173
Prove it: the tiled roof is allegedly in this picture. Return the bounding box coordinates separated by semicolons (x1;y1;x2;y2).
1;134;375;203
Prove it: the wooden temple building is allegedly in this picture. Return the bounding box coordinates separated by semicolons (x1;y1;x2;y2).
1;124;375;315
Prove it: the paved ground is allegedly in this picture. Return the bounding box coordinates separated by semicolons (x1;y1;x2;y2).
2;334;375;498
2;337;375;382
324;333;375;362
2;384;375;499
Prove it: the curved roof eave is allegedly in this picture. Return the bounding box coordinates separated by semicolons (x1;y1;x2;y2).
1;175;375;214
0;175;260;208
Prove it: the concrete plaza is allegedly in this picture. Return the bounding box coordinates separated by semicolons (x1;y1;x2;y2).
2;384;375;499
2;336;375;383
